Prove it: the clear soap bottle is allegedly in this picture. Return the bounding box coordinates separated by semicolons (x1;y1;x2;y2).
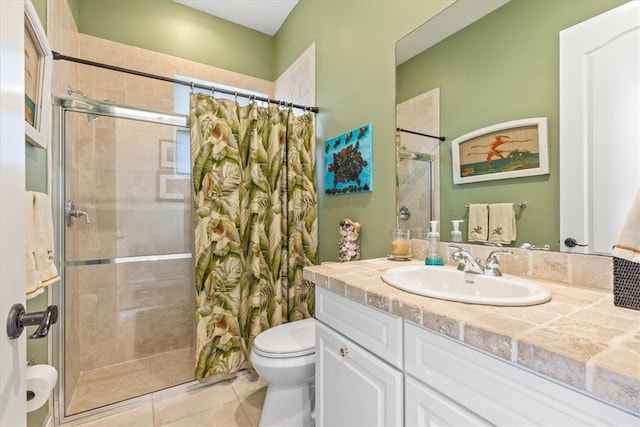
425;220;444;266
451;220;464;243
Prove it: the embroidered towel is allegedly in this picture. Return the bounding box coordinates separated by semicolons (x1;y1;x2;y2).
32;192;60;287
489;203;516;244
468;204;488;242
613;190;640;263
25;192;43;299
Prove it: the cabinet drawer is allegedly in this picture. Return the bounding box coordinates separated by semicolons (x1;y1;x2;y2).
316;287;403;368
405;376;492;426
405;321;639;426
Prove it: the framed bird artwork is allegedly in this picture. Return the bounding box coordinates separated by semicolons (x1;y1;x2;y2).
452;117;549;184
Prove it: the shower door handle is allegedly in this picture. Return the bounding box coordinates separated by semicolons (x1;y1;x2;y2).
65;200;90;226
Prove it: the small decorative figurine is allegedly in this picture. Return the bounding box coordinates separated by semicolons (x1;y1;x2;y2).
338;218;361;262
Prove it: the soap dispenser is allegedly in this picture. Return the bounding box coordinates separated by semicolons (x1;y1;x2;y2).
451;220;464;243
425;220;444;266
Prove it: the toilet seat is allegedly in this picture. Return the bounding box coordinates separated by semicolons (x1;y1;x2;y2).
253;318;316;358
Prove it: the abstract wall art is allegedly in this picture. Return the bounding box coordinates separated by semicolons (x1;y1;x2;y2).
324;123;373;195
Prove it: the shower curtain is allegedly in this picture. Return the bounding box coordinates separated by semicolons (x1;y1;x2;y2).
190;94;317;378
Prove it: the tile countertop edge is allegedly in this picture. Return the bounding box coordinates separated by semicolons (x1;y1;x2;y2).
303;258;640;416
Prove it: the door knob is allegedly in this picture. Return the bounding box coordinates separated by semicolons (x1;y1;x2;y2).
339;347;349;357
6;304;58;339
564;238;588;248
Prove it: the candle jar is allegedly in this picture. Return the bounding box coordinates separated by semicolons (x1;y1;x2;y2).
389;229;411;259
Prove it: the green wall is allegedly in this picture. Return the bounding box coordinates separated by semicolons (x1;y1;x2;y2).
276;0;454;261
64;0;627;261
77;0;275;81
397;0;626;250
78;0;454;262
26;6;51;427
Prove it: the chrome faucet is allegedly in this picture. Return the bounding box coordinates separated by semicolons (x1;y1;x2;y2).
449;246;513;277
450;246;484;274
483;249;513;276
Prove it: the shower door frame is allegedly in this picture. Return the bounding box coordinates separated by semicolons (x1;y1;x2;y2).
50;95;202;424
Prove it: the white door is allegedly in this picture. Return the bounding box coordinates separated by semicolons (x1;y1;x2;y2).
0;1;27;426
316;323;403;427
560;1;640;254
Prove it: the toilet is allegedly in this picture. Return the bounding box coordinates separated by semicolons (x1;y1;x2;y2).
250;317;316;427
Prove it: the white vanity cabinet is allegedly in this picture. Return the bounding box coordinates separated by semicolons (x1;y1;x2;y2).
405;321;639;426
315;286;639;427
405;375;492;426
315;287;403;426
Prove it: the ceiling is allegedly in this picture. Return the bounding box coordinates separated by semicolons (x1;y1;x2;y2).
173;0;299;36
173;0;509;63
396;0;509;65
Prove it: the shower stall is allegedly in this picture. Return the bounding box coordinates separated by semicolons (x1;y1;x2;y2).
51;95;196;420
396;131;437;231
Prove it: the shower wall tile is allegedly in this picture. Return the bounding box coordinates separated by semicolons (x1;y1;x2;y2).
78;33;275;112
125;74;155;106
51;5;309;412
396;88;440;229
48;0;79;96
274;43;316;107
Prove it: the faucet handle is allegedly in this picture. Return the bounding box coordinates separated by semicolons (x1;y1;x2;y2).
485;249;513;268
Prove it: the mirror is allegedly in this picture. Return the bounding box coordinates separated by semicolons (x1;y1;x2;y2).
395;0;633;254
395;0;511;243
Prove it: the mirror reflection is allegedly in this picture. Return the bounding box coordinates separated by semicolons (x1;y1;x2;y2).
395;0;633;254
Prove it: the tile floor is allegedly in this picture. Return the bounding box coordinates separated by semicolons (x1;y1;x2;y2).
66;348;195;415
60;372;267;427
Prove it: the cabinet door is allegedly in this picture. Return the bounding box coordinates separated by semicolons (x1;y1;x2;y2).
316;322;403;427
406;376;493;427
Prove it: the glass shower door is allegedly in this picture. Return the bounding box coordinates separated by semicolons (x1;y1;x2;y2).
60;108;194;416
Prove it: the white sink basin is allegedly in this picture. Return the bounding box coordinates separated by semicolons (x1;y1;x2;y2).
381;265;551;306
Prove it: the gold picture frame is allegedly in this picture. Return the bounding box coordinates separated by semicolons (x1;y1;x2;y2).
24;0;52;149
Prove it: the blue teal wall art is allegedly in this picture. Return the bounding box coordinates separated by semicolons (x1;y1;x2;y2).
324;123;373;195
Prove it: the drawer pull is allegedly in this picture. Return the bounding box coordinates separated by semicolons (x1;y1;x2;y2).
339;347;349;357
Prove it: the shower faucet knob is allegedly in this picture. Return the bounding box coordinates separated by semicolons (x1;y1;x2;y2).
65;200;91;226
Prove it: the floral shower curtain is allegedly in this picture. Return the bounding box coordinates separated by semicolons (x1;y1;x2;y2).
190;93;317;379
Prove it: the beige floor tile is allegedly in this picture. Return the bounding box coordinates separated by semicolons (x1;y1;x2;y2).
230;372;268;398
238;386;267;427
156;400;252;427
66;348;193;415
60;403;154;427
152;380;239;425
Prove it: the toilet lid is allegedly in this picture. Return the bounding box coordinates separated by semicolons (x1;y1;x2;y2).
253;318;316;358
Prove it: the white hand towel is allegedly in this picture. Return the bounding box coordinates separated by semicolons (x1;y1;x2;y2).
468;204;488;242
25;192;43;299
489;203;516;244
613;190;640;263
32;192;60;287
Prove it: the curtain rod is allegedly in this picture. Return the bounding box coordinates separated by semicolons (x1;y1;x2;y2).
396;127;445;142
52;51;319;114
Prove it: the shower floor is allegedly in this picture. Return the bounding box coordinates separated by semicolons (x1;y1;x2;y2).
66;347;195;415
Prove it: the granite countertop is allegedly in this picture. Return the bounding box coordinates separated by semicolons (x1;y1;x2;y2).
303;258;640;416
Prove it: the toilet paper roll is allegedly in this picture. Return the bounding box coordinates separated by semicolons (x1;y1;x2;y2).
26;364;58;413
